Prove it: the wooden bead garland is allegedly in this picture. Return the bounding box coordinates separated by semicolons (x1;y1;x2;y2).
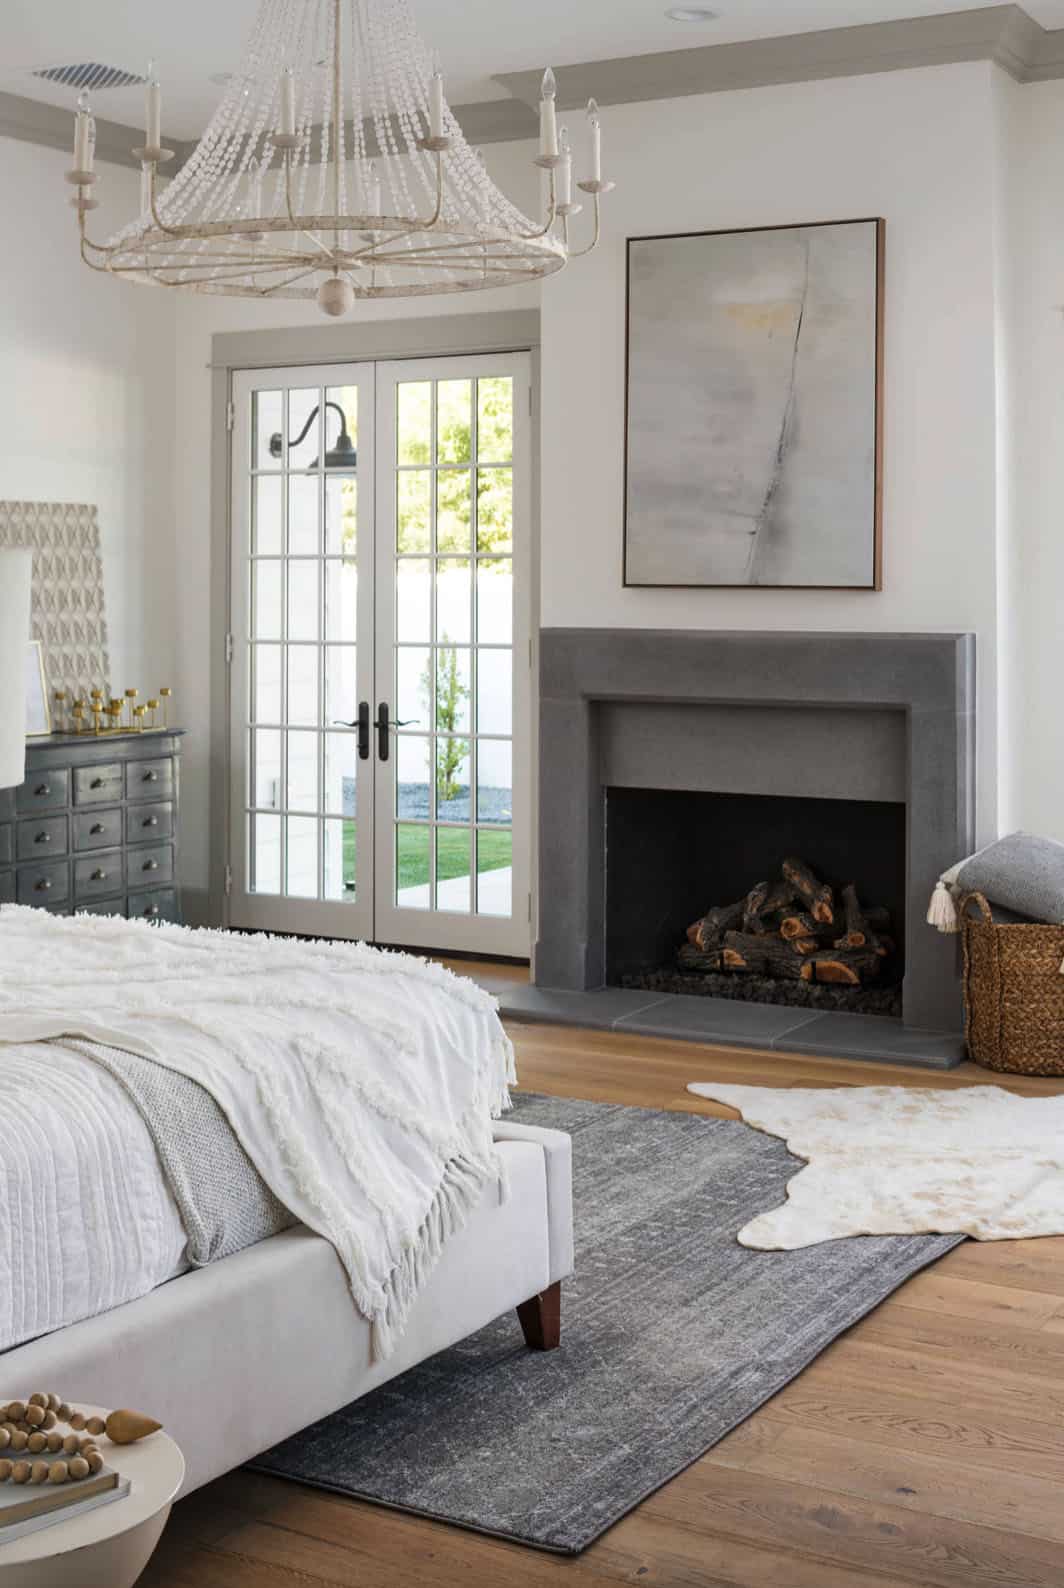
0;1394;161;1487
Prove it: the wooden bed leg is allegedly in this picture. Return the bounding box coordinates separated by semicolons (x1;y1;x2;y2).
517;1281;561;1350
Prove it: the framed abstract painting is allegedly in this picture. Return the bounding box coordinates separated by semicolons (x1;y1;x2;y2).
624;218;884;589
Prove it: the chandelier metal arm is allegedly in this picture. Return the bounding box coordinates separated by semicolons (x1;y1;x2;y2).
565;191;603;260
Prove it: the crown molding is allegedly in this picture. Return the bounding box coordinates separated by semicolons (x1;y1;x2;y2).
494;5;1064;112
3;7;1063;173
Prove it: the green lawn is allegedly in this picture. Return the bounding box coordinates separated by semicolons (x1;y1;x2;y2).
342;822;511;891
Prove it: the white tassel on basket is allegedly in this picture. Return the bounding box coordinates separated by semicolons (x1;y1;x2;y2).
926;858;969;934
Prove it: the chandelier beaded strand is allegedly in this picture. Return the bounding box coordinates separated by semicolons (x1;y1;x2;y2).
67;0;614;315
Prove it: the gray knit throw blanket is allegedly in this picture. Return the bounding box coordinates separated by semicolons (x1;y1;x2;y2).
62;1039;294;1265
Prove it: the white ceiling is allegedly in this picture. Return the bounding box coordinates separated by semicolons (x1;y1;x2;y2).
2;0;1063;137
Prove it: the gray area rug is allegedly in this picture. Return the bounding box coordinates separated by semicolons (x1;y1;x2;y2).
250;1093;963;1553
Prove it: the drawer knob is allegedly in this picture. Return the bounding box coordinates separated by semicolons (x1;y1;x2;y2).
90;823;104;836
143;816;159;828
35;879;52;892
92;869;107;882
35;785;50;798
143;771;159;783
143;859;159;872
34;832;51;845
144;904;160;918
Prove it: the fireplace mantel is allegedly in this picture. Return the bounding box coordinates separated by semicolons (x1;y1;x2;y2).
536;629;975;1033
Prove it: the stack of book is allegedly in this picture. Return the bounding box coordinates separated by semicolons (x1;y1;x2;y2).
0;1454;130;1544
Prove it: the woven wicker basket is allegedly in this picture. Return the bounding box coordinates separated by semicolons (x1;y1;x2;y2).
961;892;1064;1075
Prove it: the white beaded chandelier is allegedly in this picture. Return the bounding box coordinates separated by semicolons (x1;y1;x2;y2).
67;0;613;315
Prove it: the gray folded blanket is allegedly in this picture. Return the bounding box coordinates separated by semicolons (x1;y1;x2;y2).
62;1038;295;1266
928;831;1064;936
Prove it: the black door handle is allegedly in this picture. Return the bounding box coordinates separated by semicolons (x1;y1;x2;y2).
333;703;372;760
374;703;390;762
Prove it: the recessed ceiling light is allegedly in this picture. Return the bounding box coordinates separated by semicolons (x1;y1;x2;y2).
665;6;719;19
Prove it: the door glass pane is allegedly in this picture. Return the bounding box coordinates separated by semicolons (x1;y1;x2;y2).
288;389;321;471
477;468;512;554
438;470;472;554
251;812;281;894
253;476;282;554
397;472;431;554
477;559;512;644
287;646;319;725
433;647;470;735
324;732;354;817
436;559;471;644
477;828;512;916
477;377;513;464
477;649;512;736
289;475;319;556
477;738;512;824
253;561;282;640
324;645;358;723
437;380;472;464
436;825;471;912
288;562;319;643
324;560;358;645
253;644;282;723
325;475;358;556
397;382;431;465
396;823;430;908
253;728;282;809
397;735;431;820
253;390;283;471
397;559;431;642
396;646;429;729
286;815;318;897
287;731;319;812
435;740;470;823
324;818;357;900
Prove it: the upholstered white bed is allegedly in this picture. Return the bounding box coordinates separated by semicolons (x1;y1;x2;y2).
2;1118;573;1495
0;907;574;1494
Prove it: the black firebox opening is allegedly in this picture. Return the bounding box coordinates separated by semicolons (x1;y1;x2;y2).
605;787;907;1017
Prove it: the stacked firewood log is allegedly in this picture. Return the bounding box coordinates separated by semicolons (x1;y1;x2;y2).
681;858;894;986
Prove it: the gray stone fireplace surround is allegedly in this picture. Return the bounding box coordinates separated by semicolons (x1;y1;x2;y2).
527;629;975;1066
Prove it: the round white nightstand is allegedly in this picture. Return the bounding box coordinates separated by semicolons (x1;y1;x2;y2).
0;1404;184;1588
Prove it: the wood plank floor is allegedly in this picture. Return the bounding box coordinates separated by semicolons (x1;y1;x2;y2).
141;974;1064;1588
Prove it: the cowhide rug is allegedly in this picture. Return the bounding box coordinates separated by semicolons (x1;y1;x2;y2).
686;1082;1064;1247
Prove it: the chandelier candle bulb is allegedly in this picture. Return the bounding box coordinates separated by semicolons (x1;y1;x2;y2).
73;103;92;174
429;69;444;140
145;65;162;151
587;98;602;183
540;68;558;159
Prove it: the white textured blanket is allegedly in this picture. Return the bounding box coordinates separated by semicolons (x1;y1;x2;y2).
687;1081;1064;1247
0;907;515;1357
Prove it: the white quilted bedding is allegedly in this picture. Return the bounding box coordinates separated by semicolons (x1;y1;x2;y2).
0;1042;188;1353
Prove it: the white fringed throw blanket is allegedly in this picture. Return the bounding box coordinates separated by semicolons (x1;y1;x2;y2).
687;1081;1064;1247
0;907;515;1357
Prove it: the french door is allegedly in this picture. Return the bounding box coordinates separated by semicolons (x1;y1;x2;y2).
228;353;531;957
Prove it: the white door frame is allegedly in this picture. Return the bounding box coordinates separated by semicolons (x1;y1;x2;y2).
372;352;532;957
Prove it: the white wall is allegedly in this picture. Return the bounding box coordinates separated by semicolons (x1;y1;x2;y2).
1008;80;1064;844
0;137;176;693
540;62;1007;845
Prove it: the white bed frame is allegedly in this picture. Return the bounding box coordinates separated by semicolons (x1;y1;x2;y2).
3;1121;573;1495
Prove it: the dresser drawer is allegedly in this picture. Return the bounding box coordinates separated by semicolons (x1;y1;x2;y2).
0;789;14;822
126;801;174;844
74;763;124;806
128;887;179;925
74;851;124;902
17;859;70;907
17;770;70;814
17;814;69;862
128;842;174;889
0;873;14;905
73;808;124;852
127;758;174;802
0;826;11;868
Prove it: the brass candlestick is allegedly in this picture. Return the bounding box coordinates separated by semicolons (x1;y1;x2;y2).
159;687;172;729
147;698;160;730
124;688;138;730
53;691;68;735
91;701;104;735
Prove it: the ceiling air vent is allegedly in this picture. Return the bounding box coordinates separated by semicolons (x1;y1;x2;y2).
31;63;146;92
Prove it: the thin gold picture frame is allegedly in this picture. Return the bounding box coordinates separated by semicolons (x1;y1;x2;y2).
25;639;52;737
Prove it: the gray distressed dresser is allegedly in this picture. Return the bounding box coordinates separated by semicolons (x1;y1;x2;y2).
0;730;183;923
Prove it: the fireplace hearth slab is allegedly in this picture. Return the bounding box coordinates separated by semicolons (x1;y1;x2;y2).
491;983;964;1070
